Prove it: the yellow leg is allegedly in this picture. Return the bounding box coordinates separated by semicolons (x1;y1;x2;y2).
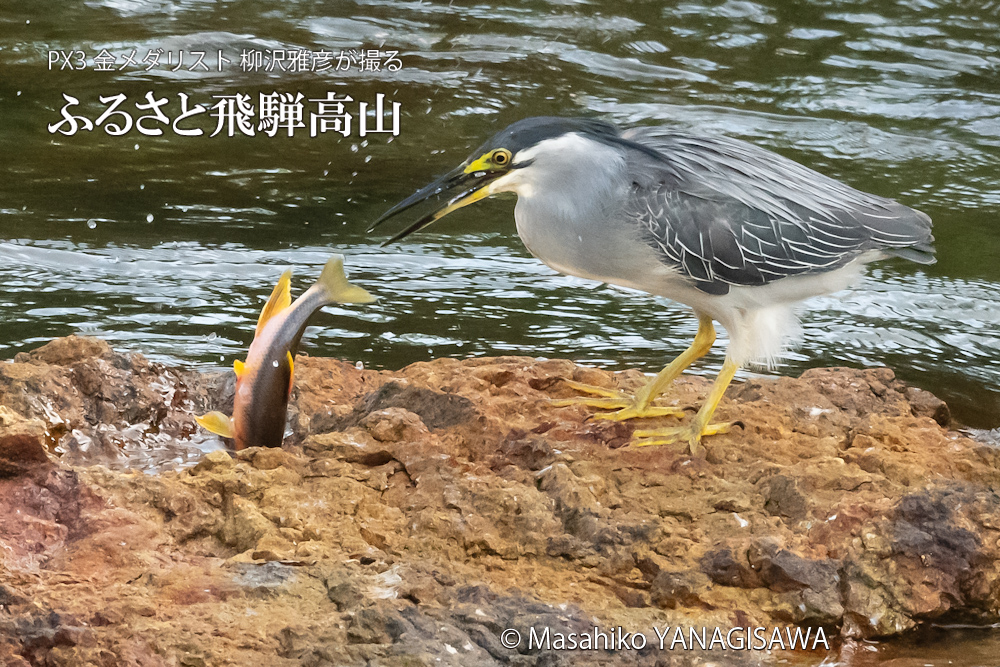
552;315;717;421
632;357;739;455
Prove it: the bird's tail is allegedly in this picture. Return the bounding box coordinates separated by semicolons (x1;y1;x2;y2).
868;207;936;265
886;238;936;265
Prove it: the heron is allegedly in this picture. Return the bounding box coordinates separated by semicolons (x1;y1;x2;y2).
369;117;935;453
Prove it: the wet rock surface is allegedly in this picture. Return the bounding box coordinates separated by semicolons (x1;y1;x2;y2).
0;336;998;665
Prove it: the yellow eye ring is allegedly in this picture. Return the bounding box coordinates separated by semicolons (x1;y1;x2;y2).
492;149;511;166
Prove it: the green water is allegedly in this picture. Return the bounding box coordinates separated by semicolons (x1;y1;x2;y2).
1;0;999;429
1;0;999;662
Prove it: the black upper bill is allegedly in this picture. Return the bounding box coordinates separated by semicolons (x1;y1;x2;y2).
378;181;483;246
367;164;467;233
367;165;503;245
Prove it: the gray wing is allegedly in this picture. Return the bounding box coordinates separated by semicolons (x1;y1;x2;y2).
619;127;935;295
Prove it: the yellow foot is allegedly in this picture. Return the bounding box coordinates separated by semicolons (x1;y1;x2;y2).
550;380;686;421
631;422;732;455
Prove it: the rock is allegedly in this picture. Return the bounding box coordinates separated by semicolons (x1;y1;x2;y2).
762;475;809;521
1;338;1000;665
15;335;113;366
700;547;762;589
360;407;430;443
231;561;298;596
905;386;951;426
326;574;363;611
343;381;479;431
192;448;233;473
1;335;223;468
221;496;276;553
0;406;50;477
649;570;712;609
748;541;844;624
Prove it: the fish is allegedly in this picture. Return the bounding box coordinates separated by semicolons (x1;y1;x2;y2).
196;255;375;450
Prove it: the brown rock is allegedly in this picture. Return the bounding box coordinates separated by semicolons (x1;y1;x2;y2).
762;475;809;520
1;337;999;666
649;570;712;609
0;406;51;473
15;335;112;366
905;386;951;426
700;547;762;589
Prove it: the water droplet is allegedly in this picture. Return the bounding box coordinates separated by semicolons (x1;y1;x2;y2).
360;140;369;148
86;219;97;229
350;144;359;153
146;213;154;222
16;91;21;96
25;19;30;24
140;184;145;190
134;143;139;150
323;170;329;176
364;155;372;163
272;360;279;367
355;360;364;370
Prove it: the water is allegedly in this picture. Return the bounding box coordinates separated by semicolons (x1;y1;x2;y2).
1;0;1000;660
2;1;999;430
1;2;999;423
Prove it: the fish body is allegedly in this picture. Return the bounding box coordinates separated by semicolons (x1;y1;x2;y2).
196;255;374;449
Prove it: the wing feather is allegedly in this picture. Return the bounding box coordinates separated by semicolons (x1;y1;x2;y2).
618;128;935;294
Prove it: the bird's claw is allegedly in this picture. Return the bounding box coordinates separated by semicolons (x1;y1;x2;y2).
631;421;732;455
550;380;685;421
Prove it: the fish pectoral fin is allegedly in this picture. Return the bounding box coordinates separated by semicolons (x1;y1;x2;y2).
255;269;293;337
317;255;376;304
287;350;295;395
195;411;235;438
233;359;246;377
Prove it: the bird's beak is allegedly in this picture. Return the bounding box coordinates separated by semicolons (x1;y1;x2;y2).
368;158;507;246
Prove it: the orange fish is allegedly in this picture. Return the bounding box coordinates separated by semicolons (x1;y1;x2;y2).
196;255;374;449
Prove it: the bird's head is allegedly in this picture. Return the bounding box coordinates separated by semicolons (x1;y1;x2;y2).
368;116;623;244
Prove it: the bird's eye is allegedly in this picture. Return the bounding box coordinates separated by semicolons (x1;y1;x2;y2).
492;150;510;165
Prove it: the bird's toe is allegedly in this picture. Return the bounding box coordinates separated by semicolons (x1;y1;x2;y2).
632;420;732;453
590;405;686;421
557;379;626;399
552;379;685;420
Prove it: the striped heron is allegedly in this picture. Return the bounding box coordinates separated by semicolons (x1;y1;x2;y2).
369;117;935;453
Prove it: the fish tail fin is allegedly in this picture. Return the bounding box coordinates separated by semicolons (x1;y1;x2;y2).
195;411;235;438
256;269;293;337
316;255;376;304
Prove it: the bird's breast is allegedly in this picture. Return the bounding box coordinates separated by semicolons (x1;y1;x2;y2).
512;192;684;294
